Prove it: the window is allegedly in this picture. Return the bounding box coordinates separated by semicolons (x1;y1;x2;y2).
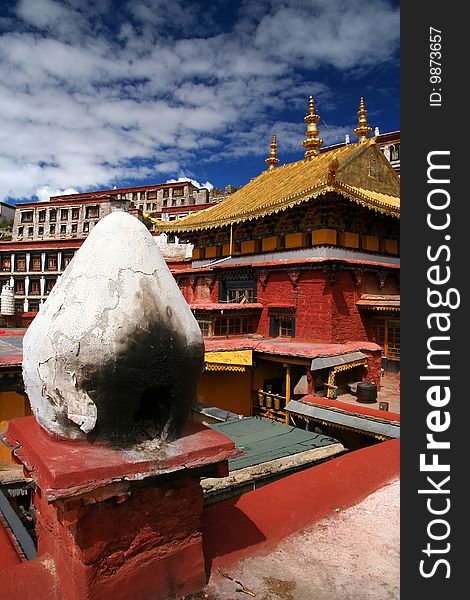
47;254;57;270
269;315;296;338
63;253;74;268
16;256;26;271
1;256;10;271
28;300;40;313
31;255;41;271
60;209;69;221
174;187;184;197
49;209;57;222
220;279;257;304
27;227;33;238
372;318;400;360
163;189;169;198
197;320;212;337
17;227;24;238
45;279;55;294
15;300;24;314
21;211;33;223
60;224;67;235
49;224;56;235
85;206;99;219
83;222;89;233
390;144;400;161
167;233;176;244
214;317;252;337
71;223;78;234
162;199;168;207
38;226;44;236
279;317;294;337
15;280;25;295
227;287;255;303
38;210;46;222
71;208;79;220
171;199;177;206
30;279;40;295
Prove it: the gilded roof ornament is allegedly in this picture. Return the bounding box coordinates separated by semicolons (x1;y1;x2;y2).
354;97;373;143
327;155;339;184
265;132;280;171
302;96;323;159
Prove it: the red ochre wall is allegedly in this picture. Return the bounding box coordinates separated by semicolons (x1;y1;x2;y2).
202;438;400;571
330;270;368;344
256;270;333;341
295;271;333;341
177;267;399;346
197;370;252;415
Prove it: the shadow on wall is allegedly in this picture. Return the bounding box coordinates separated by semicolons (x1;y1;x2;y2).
202;501;266;578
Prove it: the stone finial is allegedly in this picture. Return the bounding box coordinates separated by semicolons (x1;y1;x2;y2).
22;212;204;446
354;97;373;143
265;132;280;171
302;96;323;159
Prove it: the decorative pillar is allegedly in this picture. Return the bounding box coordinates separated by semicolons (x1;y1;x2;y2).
26;252;31;272
41;252;46;272
40;276;45;296
327;369;337;399
285;364;291;424
24;275;30;296
57;251;62;272
10;253;15;272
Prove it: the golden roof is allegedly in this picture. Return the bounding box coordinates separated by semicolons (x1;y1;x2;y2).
156;139;400;233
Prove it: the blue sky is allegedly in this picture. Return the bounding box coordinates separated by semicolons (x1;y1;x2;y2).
0;0;399;203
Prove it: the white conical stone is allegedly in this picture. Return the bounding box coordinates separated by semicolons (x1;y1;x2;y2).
22;212;204;445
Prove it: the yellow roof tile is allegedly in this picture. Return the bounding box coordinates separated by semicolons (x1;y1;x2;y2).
156;140;400;232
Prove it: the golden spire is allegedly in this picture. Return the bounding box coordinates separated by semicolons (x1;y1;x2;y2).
265;132;280;171
302;96;323;159
354;97;373;143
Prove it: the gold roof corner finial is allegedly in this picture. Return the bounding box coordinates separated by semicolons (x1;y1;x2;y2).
265;132;280;171
302;96;323;159
354;97;373;143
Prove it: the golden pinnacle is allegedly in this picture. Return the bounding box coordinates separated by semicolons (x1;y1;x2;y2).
302;96;323;159
265;132;280;171
354;97;373;143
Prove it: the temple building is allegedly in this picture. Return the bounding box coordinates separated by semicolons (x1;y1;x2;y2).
155;97;400;445
0;180;217;323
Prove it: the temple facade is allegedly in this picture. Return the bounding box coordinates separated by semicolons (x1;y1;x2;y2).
155;98;400;443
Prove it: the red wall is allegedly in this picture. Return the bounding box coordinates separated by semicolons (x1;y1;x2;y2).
177;265;399;346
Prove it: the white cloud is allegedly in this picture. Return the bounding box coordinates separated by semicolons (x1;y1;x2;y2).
0;0;399;201
36;185;79;201
166;177;214;191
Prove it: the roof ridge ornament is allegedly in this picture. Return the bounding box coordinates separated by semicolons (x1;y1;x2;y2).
354;97;373;143
327;155;340;184
265;132;280;171
302;96;323;159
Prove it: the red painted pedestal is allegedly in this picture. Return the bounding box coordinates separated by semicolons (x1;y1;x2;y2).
4;417;238;600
